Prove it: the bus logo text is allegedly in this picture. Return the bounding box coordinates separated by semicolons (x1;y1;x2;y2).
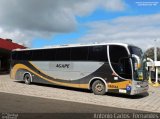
56;64;70;68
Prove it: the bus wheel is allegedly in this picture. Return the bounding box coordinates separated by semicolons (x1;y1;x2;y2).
92;80;106;95
24;73;31;85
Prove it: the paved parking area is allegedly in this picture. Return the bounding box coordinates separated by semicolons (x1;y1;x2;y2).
0;74;160;113
0;92;143;113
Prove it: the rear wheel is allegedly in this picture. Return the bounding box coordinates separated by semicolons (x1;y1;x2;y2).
92;80;106;95
24;73;31;85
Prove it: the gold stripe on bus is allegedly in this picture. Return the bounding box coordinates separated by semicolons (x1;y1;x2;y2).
29;61;50;78
12;63;89;89
108;80;131;89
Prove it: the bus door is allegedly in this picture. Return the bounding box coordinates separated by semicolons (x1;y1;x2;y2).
108;45;132;93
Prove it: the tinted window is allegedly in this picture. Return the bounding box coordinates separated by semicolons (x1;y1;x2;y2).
109;45;128;63
43;49;56;61
71;47;88;61
118;58;132;79
23;51;32;60
32;50;43;61
16;51;24;60
88;46;107;61
11;52;17;60
129;46;142;58
12;51;27;60
55;48;70;61
109;45;132;79
31;49;56;61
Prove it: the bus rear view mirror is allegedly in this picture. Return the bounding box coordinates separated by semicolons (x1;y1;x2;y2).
132;54;141;70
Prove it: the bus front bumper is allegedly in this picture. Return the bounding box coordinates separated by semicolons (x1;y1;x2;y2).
130;81;149;95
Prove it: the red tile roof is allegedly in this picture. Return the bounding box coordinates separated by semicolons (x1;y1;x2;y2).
0;38;25;51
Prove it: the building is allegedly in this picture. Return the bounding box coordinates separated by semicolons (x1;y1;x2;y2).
0;38;25;73
147;60;160;86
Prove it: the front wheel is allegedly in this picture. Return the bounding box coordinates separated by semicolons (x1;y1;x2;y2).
92;80;106;95
24;73;32;85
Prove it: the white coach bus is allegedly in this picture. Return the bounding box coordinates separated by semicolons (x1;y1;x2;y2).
10;43;148;95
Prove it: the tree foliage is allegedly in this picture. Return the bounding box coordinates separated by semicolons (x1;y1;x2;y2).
144;47;160;61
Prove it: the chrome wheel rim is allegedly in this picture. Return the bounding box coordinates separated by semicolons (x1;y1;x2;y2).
95;83;104;92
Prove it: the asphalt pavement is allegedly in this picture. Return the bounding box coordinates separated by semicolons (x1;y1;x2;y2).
0;92;147;119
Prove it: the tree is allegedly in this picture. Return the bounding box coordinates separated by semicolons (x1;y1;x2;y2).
144;47;160;61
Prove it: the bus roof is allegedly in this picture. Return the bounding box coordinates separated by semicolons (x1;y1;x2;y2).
12;43;137;51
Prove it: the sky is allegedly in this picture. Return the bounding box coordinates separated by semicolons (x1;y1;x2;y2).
0;0;160;50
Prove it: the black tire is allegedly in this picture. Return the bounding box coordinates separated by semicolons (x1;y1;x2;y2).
24;73;31;85
92;80;106;95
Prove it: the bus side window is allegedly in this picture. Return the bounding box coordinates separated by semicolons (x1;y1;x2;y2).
11;52;17;60
23;51;32;60
17;51;24;60
31;50;43;61
109;45;128;63
43;49;56;61
55;48;70;61
88;46;107;62
70;47;88;61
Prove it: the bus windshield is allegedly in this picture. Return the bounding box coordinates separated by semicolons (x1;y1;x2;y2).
129;46;143;59
129;46;146;81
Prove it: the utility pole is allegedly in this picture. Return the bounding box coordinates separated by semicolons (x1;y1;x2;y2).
153;39;159;86
154;39;157;61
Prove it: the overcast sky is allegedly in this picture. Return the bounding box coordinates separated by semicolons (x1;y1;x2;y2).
0;0;160;50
